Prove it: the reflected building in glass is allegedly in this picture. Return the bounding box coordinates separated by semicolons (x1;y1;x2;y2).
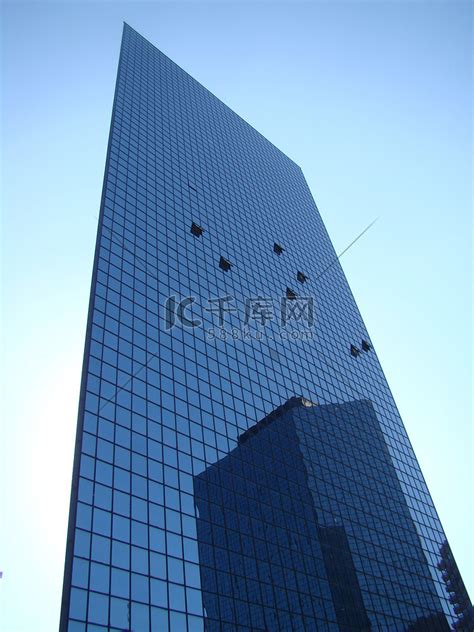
60;23;470;632
194;398;449;631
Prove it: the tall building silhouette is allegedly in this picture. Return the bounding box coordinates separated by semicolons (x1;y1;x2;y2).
60;24;469;631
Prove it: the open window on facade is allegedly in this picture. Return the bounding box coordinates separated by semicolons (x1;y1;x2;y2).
219;256;232;272
350;344;360;358
191;222;204;237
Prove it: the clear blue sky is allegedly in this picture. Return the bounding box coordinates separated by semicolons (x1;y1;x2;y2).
1;2;472;630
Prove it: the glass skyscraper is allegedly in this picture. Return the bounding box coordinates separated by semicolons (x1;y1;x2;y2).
60;24;471;632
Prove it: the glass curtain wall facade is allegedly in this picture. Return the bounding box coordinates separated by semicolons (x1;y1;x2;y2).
60;23;470;632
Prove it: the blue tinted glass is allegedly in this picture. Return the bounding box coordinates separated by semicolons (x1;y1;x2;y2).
60;23;468;632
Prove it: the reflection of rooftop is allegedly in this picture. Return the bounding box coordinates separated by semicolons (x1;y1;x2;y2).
238;396;314;445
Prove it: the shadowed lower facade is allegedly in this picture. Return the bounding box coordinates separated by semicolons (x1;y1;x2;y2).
194;398;450;631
